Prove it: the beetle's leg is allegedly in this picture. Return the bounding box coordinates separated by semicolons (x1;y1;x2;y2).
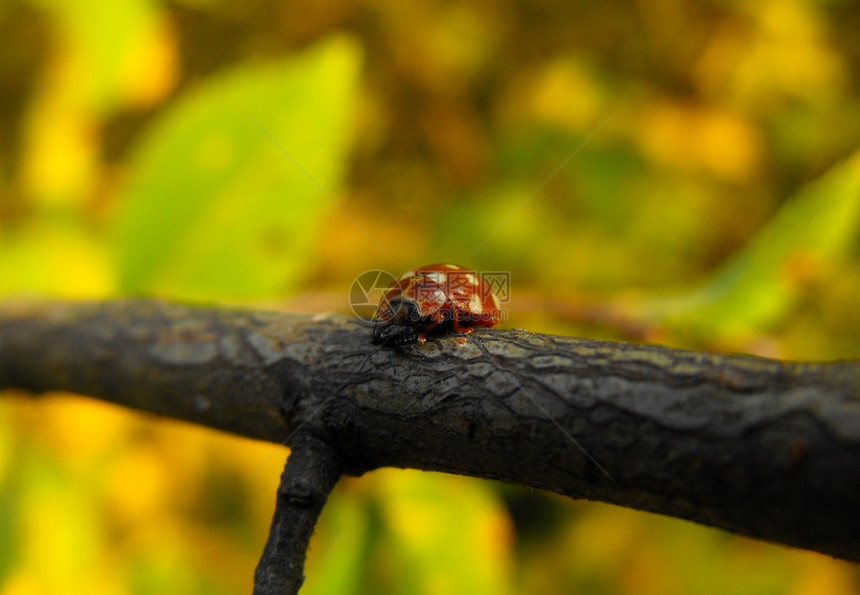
450;308;474;334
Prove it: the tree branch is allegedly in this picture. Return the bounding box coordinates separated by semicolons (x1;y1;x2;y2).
1;298;859;571
254;432;342;595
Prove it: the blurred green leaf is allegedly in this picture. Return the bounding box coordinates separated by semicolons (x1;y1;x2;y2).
302;484;372;595
115;35;361;300
639;149;860;339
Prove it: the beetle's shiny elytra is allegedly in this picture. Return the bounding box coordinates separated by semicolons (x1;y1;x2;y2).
372;263;501;347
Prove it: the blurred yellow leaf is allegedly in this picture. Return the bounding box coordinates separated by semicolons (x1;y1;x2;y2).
636;103;763;182
374;470;512;595
28;0;171;111
0;220;111;297
531;58;603;132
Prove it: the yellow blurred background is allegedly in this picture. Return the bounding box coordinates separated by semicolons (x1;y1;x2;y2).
1;0;859;593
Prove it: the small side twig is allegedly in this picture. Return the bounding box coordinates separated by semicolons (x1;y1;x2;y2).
254;433;342;595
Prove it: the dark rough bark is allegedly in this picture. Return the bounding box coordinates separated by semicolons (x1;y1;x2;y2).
254;433;342;595
1;298;859;569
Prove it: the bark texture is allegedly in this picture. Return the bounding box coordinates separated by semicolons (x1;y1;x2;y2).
1;298;859;564
254;433;341;595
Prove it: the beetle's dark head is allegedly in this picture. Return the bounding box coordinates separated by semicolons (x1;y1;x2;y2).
372;298;422;347
371;321;420;347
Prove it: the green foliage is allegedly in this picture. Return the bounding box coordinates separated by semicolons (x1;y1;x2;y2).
639;150;860;340
2;1;860;594
115;36;361;300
